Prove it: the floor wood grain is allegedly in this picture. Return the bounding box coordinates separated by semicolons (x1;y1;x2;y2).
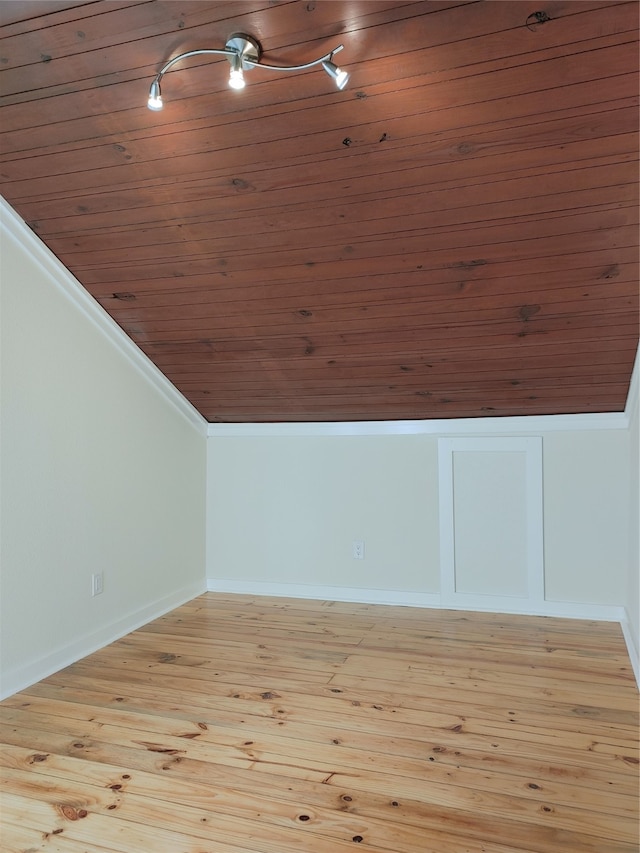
1;593;638;852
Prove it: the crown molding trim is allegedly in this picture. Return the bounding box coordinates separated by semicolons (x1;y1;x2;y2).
1;196;207;436
207;411;628;437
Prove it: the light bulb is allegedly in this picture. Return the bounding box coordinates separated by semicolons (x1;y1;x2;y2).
147;80;163;110
228;53;245;90
228;67;245;90
334;67;349;90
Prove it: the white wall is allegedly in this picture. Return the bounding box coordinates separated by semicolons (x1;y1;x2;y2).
0;201;207;698
543;430;629;605
207;435;440;595
206;422;630;616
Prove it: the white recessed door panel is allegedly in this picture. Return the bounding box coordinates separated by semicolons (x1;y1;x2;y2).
453;450;528;597
438;437;544;611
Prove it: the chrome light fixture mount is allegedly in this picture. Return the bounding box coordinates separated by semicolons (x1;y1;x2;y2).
225;33;261;68
147;33;349;111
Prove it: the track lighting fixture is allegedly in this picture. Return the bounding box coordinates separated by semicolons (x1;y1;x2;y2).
147;34;349;111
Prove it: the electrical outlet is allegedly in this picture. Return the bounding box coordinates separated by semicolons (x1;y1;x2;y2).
91;571;104;597
352;540;365;559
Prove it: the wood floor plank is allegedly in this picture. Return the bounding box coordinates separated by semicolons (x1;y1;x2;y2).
5;691;636;796
1;593;637;852
1;701;636;821
0;785;526;853
49;655;640;745
0;743;632;853
34;667;636;771
20;678;639;784
0;790;263;853
1;816;124;853
2;716;636;845
113;628;638;704
18;674;639;792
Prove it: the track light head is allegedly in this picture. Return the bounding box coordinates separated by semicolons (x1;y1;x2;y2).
147;79;163;110
322;59;349;90
226;35;260;90
228;53;245;90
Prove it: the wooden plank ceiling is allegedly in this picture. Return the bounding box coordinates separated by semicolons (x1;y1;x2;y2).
1;0;638;423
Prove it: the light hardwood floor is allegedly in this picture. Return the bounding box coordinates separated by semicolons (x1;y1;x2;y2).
1;593;638;853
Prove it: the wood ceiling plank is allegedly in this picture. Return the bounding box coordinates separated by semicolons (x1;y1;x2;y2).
0;1;112;33
149;340;640;377
175;373;635;399
39;183;637;261
4;75;637;207
55;210;638;276
2;13;636;143
7;128;638;235
156;354;635;392
0;1;464;99
118;311;639;352
24;134;639;239
192;388;632;406
156;346;639;381
1;0;627;99
3;37;637;181
80;245;639;297
156;365;637;395
108;288;639;337
2;2;635;149
100;264;638;318
0;2;273;69
8;126;637;241
135;315;639;355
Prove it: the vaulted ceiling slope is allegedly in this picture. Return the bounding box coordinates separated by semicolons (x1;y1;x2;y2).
1;0;638;423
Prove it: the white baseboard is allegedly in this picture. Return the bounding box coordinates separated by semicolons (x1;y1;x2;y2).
0;580;207;701
206;578;626;621
206;578;442;608
522;599;626;621
620;617;640;688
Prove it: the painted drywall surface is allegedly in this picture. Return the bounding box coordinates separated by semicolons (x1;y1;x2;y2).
628;382;639;656
0;224;206;693
543;430;629;605
207;428;629;607
207;435;440;592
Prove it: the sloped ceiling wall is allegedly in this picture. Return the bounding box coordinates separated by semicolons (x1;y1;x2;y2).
1;0;638;422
